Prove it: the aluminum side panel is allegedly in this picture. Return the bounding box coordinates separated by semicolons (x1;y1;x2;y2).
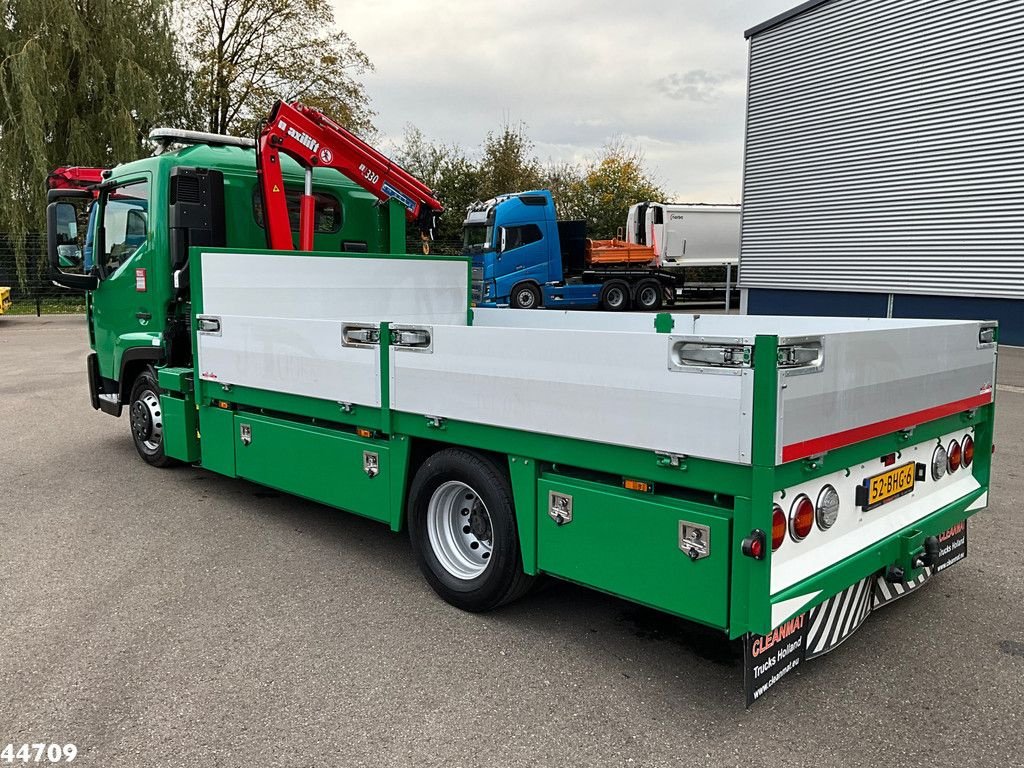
391;325;755;463
777;322;995;463
196;251;468;406
197;316;381;406
200;251;468;325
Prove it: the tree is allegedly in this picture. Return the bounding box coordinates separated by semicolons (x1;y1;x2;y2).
393;126;479;246
475;122;542;201
183;0;374;138
567;139;666;239
0;0;190;280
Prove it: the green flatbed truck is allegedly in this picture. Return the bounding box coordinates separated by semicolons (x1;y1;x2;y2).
46;124;997;705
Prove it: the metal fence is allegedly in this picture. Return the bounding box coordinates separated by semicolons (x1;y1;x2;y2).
0;233;86;315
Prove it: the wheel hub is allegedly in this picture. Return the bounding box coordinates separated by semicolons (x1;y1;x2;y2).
131;390;163;452
426;481;494;580
468;504;492;540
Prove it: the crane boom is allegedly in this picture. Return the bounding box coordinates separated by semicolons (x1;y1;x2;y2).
257;100;443;252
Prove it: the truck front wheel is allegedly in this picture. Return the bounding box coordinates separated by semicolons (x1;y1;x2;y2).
510;282;541;309
408;449;533;612
128;367;178;468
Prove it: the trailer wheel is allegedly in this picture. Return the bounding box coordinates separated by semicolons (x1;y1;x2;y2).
128;367;178;468
510;282;541;309
600;280;630;311
408;449;533;612
635;279;662;311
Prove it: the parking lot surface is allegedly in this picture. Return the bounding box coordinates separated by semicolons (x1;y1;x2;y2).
2;315;1022;767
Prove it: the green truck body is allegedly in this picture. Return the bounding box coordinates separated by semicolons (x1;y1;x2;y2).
46;136;997;705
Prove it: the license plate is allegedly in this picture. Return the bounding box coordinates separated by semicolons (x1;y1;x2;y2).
861;462;916;510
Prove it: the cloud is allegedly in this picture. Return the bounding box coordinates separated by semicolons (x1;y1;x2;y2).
655;70;729;103
332;0;798;201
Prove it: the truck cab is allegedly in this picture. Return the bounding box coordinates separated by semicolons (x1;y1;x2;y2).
46;134;404;463
465;190;677;311
464;190;562;309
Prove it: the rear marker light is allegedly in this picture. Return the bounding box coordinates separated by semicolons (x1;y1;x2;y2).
789;495;814;542
947;439;962;474
962;435;974;467
931;444;948;481
771;505;786;552
815;484;840;530
741;529;766;560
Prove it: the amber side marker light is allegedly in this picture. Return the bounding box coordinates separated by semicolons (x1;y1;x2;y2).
623;479;651;493
356;427;374;438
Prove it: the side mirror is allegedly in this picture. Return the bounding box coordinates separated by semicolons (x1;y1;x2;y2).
499;228;506;254
47;201;97;291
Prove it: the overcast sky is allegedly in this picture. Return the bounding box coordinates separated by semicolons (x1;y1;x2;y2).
334;0;798;203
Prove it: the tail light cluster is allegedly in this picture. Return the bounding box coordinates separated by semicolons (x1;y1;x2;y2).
771;483;841;553
764;432;976;557
933;434;974;480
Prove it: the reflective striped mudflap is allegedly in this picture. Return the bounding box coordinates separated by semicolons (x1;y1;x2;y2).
743;520;968;706
744;572;932;707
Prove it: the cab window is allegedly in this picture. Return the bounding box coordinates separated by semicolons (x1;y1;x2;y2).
500;224;543;252
101;180;149;274
252;188;343;233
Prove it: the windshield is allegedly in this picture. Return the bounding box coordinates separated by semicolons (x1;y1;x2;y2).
463;223;493;253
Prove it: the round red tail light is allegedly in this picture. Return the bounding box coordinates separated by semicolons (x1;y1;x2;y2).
962;435;974;467
772;504;786;551
947;439;962;473
789;495;814;541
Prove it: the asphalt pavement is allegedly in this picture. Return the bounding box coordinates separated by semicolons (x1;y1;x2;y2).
1;315;1022;767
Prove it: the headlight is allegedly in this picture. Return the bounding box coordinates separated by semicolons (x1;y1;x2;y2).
816;484;840;530
931;443;948;481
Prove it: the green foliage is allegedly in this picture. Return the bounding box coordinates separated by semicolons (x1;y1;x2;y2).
183;0;374;137
475;122;542;201
394;125;665;245
393;126;479;243
566;139;666;239
0;0;189;282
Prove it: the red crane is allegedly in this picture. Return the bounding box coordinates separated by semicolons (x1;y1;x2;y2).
47;166;105;193
257;100;443;252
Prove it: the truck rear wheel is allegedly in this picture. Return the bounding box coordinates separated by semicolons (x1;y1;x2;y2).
600;280;630;311
128;367;178;468
510;282;541;309
408;449;533;612
635;279;662;311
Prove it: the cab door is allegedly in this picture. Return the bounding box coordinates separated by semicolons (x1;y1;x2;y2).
89;176;157;380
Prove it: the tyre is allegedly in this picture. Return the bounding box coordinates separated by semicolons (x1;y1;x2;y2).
635;279;663;311
128;367;178;468
408;449;534;612
600;280;630;311
510;282;541;309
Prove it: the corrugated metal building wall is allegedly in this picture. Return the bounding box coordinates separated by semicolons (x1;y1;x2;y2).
739;0;1024;344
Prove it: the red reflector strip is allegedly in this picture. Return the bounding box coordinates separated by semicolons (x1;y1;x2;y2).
781;393;993;463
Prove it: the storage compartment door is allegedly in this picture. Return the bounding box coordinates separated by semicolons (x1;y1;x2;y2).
537;475;731;628
233;413;391;523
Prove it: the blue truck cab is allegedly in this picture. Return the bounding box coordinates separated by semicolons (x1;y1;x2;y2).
464;190;676;311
